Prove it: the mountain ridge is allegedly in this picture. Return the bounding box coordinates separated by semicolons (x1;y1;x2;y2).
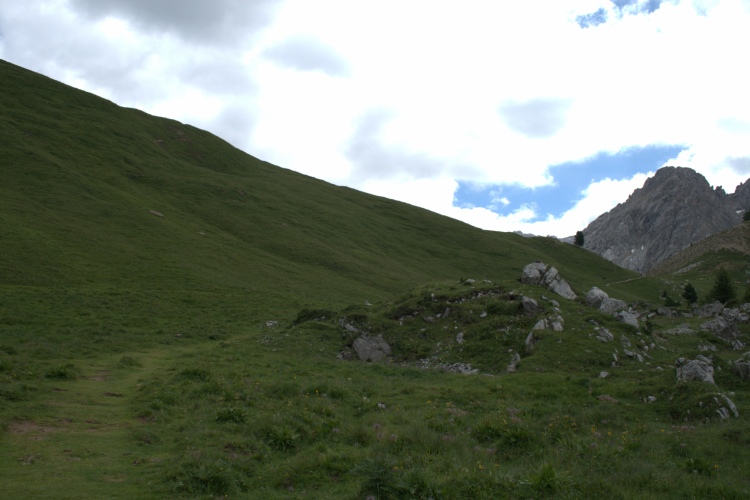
582;166;749;272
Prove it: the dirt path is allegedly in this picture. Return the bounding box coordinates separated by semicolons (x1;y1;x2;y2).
1;344;199;499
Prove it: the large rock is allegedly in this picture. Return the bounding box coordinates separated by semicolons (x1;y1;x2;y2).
599;298;627;315
586;287;609;309
520;262;576;300
676;357;715;384
615;310;640;329
695;301;724;318
352;335;391;362
701;317;740;342
581;167;744;272
732;360;750;381
722;308;740;322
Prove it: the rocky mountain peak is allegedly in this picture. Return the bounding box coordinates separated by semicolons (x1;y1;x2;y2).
582;166;746;272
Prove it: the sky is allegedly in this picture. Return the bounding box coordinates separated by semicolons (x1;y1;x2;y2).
2;0;750;237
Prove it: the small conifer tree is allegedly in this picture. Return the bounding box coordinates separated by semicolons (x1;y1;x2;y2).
682;283;698;304
708;267;736;304
574;231;584;247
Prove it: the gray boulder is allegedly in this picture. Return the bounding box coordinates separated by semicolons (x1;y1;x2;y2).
595;327;614;342
586;287;609;309
520;262;576;300
352;335;391;362
531;315;564;332
524;331;539;353
676;357;715;384
732;360;750;381
656;307;674;317
715;393;739;418
615;310;640;329
722;308;740;322
600;298;627;315
696;301;724;318
507;352;521;373
701;317;740;342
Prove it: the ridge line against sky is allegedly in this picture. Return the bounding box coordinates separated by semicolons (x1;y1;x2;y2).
2;0;749;237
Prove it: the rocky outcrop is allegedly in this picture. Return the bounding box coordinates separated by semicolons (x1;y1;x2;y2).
599;298;627;315
520;262;576;299
581;167;745;272
586;287;608;309
352;335;391;362
676;356;715;384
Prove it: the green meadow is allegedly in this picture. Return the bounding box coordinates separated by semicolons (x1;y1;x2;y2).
2;59;750;498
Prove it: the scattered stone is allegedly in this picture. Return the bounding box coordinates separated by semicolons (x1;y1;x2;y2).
532;319;547;331
522;296;539;316
456;331;464;344
524;331;539;353
656;307;673;317
595;327;614;342
715;393;739;418
731;358;750;380
550;315;564;332
598;394;618;403
665;323;694;335
645;396;657;403
598;371;609;379
480;311;487;318
265;320;278;329
620;335;632;348
586;287;609;309
507;352;521;373
437;362;478;375
149;210;164;217
352;335;391;362
377;403;387;410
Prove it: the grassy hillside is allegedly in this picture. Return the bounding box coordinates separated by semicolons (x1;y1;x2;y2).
2;59;750;498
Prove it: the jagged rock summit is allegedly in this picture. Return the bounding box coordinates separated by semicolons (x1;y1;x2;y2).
582;166;749;272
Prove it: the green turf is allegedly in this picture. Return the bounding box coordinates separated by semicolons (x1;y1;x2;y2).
2;58;750;498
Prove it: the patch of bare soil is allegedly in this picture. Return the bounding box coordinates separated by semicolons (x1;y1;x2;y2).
88;370;111;381
9;420;60;439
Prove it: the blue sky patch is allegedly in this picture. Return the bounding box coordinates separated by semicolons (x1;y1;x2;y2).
454;144;684;219
611;0;664;14
576;8;608;28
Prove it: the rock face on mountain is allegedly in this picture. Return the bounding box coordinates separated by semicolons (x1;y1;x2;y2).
582;167;746;272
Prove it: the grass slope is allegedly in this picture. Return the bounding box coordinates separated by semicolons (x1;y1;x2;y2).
2;59;750;498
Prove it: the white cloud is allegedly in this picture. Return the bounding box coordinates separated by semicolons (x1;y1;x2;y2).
1;0;749;237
